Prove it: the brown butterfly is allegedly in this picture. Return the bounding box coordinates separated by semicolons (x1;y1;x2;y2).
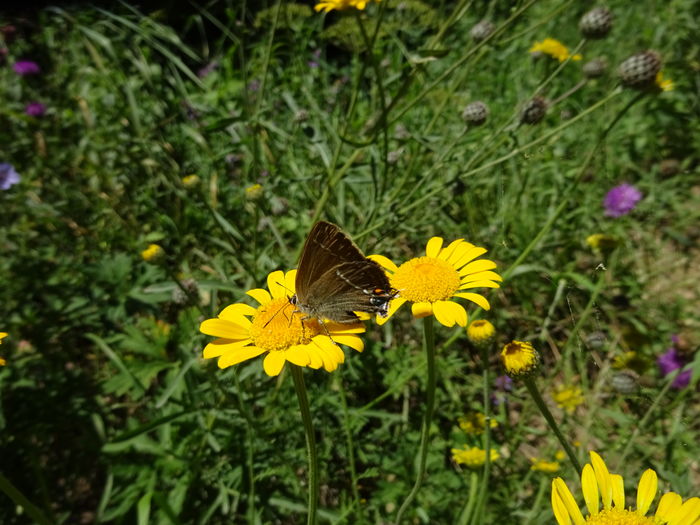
291;221;397;323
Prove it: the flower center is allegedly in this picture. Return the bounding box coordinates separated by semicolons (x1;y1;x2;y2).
249;298;321;351
585;508;658;524
391;256;461;303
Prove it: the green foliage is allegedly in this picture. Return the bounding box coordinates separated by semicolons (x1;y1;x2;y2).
1;0;698;523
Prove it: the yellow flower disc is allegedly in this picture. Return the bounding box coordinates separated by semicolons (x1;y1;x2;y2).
249;298;320;351
391;256;461;303
585;508;656;524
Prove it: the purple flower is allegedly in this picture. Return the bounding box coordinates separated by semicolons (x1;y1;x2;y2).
494;375;513;391
0;163;21;190
603;183;642;217
13;60;40;75
25;102;46;117
197;60;218;78
657;347;691;389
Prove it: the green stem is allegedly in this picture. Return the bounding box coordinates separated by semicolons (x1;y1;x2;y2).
457;471;480;525
394;317;436;524
291;365;319;525
523;377;582;473
471;347;493;525
339;377;366;524
0;472;54;525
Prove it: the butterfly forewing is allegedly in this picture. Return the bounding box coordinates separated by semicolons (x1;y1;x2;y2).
294;221;395;323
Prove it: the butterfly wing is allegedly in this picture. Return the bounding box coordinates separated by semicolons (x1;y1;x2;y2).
295;221;366;300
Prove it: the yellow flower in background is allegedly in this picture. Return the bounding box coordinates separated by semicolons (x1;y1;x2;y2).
467;319;496;347
530;458;560;473
501;340;540;378
452;446;499;469
529;38;582;62
655;71;674;91
182;174;200;188
458;412;497;435
586;234;618;253
370;237;501;328
552;385;584;414
141;244;164;262
314;0;376;12
199;270;366;376
0;332;7;366
551;451;700;525
245;183;263;200
612;350;639;369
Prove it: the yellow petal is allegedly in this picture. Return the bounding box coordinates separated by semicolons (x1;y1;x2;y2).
325;322;365;334
553;478;586;525
200;319;250;339
437;238;465;261
267;270;288;299
217;345;266;368
459;270;503;283
656;492;682;521
452;246;487;269
285;269;297;294
589;451;613;510
458;280;501;290
425;237;444;258
368;254;398;273
376;297;407;325
263;351;286;376
203;339;251;359
552;480;573;525
447;242;477;265
332;334;364;352
459;259;498;276
582;464;600;515
668;497;700;525
637;469;658;516
411;302;433;318
611;474;625;509
307;346;324;369
433;301;467;327
454;292;491;310
247;288;271;305
284;346;311;367
220;303;257;320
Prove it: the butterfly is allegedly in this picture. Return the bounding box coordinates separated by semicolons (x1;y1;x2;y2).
291;221;397;323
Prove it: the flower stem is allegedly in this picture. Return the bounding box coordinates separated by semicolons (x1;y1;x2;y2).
457;471;480;525
394;316;436;524
470;346;493;525
291;365;319;525
523;377;582;473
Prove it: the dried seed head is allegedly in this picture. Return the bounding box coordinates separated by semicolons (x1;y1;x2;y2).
470;20;495;43
582;57;608;78
611;370;639;395
520;96;548;125
579;7;613;39
618;50;662;89
462;101;489;126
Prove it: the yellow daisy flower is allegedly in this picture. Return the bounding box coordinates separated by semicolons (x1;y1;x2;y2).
314;0;376;12
467;319;496;347
199;270;366;376
530;38;582;62
531;457;561;473
552;385;585;414
452;445;500;469
655;71;674;92
370;237;502;328
0;332;7;366
552;451;700;525
501;340;540;378
141;243;164;262
458;412;497;435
